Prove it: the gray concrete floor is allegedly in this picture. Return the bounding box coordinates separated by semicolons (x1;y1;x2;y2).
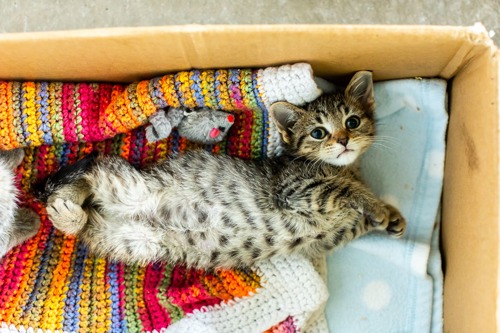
1;0;499;45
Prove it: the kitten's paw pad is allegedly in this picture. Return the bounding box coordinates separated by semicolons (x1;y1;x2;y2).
46;198;87;235
385;205;406;238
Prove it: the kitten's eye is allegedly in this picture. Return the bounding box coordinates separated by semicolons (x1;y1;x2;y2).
310;127;328;140
183;109;195;116
345;116;361;129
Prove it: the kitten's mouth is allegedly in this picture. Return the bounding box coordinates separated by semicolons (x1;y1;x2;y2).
337;149;354;159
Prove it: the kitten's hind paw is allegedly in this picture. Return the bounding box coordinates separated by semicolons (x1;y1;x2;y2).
385;204;406;238
0;208;40;259
46;198;87;235
14;208;41;240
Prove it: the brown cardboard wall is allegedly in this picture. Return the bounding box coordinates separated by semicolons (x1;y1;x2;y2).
0;25;485;82
442;48;499;332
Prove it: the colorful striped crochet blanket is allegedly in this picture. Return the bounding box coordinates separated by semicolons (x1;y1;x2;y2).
0;63;329;333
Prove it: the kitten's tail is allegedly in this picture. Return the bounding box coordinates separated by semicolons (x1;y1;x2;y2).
34;151;99;203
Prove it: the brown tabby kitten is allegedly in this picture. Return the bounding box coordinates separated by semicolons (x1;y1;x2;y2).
40;71;406;269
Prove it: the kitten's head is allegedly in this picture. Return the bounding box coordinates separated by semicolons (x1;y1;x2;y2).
270;71;375;166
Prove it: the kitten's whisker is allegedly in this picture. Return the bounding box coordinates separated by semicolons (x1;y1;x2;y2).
373;137;401;142
374;134;399;138
371;140;400;149
311;156;323;173
370;143;397;153
370;140;399;148
371;135;400;142
366;136;401;147
301;155;322;174
289;153;323;175
374;120;399;127
305;158;317;174
290;152;311;163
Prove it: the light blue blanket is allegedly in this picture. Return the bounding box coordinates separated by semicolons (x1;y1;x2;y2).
326;78;447;333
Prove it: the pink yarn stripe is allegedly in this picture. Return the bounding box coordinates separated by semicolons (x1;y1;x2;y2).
168;266;220;315
96;84;114;142
61;84;77;143
143;265;169;331
0;245;27;310
82;83;102;142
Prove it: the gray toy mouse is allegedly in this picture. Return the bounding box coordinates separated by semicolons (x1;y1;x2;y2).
145;107;235;144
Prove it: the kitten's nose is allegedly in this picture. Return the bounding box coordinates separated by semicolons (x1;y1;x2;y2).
337;137;349;146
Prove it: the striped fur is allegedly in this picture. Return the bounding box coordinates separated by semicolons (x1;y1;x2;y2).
43;71;406;269
0;149;40;257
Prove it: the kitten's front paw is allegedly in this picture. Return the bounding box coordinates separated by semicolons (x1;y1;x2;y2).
46;198;87;235
385;204;406;238
365;205;390;229
364;203;406;238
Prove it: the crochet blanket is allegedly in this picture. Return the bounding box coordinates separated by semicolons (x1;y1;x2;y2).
0;63;331;333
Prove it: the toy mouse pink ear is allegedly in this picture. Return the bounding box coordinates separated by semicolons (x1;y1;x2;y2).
210;128;221;138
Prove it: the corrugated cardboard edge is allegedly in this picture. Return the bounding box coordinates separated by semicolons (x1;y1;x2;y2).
439;23;498;78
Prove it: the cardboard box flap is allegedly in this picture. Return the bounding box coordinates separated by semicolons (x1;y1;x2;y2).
0;24;495;82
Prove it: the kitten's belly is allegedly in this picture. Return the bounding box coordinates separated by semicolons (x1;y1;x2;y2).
90;172;161;215
89;198;361;268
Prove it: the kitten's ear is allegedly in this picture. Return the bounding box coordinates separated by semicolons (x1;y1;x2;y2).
345;71;374;113
269;102;305;144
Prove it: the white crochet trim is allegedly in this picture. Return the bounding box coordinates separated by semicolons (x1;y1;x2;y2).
301;256;329;333
258;63;322;108
163;255;329;333
1;256;329;333
0;323;61;332
257;63;334;158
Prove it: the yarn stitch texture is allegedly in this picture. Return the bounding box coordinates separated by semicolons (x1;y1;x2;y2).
0;63;328;333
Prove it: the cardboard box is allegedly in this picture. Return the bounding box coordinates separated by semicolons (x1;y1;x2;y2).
0;24;498;332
